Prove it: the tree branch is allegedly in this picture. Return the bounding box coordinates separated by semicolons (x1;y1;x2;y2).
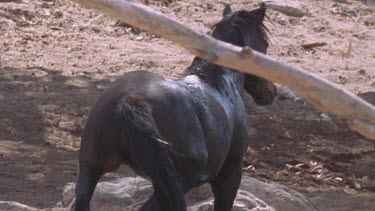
72;0;375;140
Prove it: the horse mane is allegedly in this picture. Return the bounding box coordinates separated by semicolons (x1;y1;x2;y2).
183;7;269;91
184;57;225;91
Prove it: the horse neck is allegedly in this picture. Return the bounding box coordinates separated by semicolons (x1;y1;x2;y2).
183;57;245;93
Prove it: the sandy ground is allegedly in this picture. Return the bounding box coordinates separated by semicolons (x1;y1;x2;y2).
0;0;374;209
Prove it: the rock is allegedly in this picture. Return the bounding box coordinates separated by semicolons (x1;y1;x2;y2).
277;17;290;26
330;3;358;17
304;190;375;211
62;177;153;210
54;11;63;19
135;36;144;41
364;16;375;26
185;183;275;211
62;183;75;207
367;0;375;7
319;113;338;132
333;0;353;4
61;176;317;211
275;86;305;109
188;190;275;211
294;112;338;135
0;201;38;211
354;181;362;190
351;160;375;179
358;91;375;105
260;0;305;17
63;78;90;88
277;86;299;101
41;2;50;9
239;177;318;211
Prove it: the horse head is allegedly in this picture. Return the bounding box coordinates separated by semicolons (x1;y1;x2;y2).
213;5;277;105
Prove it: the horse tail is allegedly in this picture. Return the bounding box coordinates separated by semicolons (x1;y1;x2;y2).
116;95;186;211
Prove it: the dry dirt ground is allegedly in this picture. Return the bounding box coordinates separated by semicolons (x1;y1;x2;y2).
0;0;374;210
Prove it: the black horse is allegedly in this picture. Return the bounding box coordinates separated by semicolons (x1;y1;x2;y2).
73;6;276;211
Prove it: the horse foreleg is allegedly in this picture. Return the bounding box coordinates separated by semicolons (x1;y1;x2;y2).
211;163;242;211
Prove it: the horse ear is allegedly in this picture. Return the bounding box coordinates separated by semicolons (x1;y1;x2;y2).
223;4;232;17
250;7;266;22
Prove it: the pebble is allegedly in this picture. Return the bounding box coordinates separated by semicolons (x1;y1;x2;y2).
54;11;63;19
354;181;361;189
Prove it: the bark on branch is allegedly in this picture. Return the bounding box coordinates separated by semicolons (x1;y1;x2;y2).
72;0;375;140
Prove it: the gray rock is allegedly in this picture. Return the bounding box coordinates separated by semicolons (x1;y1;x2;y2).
304;190;375;211
63;177;153;211
239;177;318;211
61;176;317;211
352;161;375;179
62;182;75;207
277;17;290;26
188;189;275;211
0;201;38;211
274;86;305;110
364;16;375;26
319;113;338;132
333;0;353;4
260;0;305;17
277;86;299;101
293;112;338;135
330;3;358;17
367;0;375;7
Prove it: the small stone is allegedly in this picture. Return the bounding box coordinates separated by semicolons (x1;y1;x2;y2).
358;69;366;75
54;11;63;19
135;36;144;41
354;181;362;189
364;17;375;26
41;2;50;8
92;27;101;33
334;177;343;182
277;17;290;25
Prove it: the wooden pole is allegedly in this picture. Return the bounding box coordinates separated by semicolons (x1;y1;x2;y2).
72;0;375;140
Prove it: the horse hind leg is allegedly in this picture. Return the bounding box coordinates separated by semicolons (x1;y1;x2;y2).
73;141;125;211
73;154;124;211
72;166;103;211
73;134;124;211
210;160;242;211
